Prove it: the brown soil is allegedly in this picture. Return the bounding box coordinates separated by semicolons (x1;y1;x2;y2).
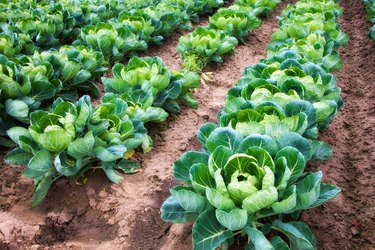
1;0;374;249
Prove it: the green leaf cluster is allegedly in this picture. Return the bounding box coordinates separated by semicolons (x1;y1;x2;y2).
176;0;282;72
102;56;200;118
0;45;107;146
267;0;349;71
5;95;147;207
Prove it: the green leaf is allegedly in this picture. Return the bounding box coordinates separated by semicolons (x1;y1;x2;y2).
236;134;278;156
29;80;56;101
5;99;29;120
275;146;306;184
246;147;275;171
272;220;316;250
32;173;55;207
270;236;289;250
276;132;311;160
242;187;278;214
7;127;31;144
62;60;81;81
170;186;208;213
208;145;233;177
215;208;248;231
243;227;273;250
192;209;234;250
94;145;127;162
102;161;123;184
206;128;242;152
173;151;209;181
161;196;199;223
190;163;216;194
206;188;236;211
272;185;297;213
197;123;218;147
67;131;95;159
223;154;261;181
295;172;322;210
27;149;53;172
309;183;341;208
5;147;33;165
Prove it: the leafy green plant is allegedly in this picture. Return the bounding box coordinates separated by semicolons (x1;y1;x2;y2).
5;95;148;207
234;0;282;15
208;8;261;43
267;2;349;71
102;56;201;121
117;11;163;45
161;128;340;249
0;31;36;57
177;27;238;72
0;45;106;146
73;23;147;61
236;50;343;129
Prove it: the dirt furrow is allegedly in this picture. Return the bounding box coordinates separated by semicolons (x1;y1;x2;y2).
303;0;375;249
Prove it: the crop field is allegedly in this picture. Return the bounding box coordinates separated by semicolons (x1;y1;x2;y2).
0;0;374;249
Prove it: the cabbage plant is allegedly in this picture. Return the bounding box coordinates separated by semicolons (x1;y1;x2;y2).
117;11;163;45
161;128;340;250
74;23;147;60
209;8;261;43
237;50;343;129
0;31;36;57
234;0;281;15
5;96;149;207
177;27;238;72
102;56;201;122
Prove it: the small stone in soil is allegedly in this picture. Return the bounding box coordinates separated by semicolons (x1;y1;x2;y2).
351;227;359;236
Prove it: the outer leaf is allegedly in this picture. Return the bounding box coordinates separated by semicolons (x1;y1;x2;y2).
32;173;55;207
5;147;33;165
272;220;315;250
170;186;208;213
275;146;306;185
208;145;233;177
190;163;216;194
173;151;209;181
192;209;234;250
161;196;199;223
295;172;322;210
206;127;242;152
244;227;273;250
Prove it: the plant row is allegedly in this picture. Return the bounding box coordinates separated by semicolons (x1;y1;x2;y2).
0;0;223;58
1;0;222;147
161;0;348;249
365;0;375;39
176;0;282;72
2;0;225;206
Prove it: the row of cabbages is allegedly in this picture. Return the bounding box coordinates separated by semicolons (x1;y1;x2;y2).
2;0;224;206
176;0;282;72
365;0;375;39
0;0;220;54
161;0;348;249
